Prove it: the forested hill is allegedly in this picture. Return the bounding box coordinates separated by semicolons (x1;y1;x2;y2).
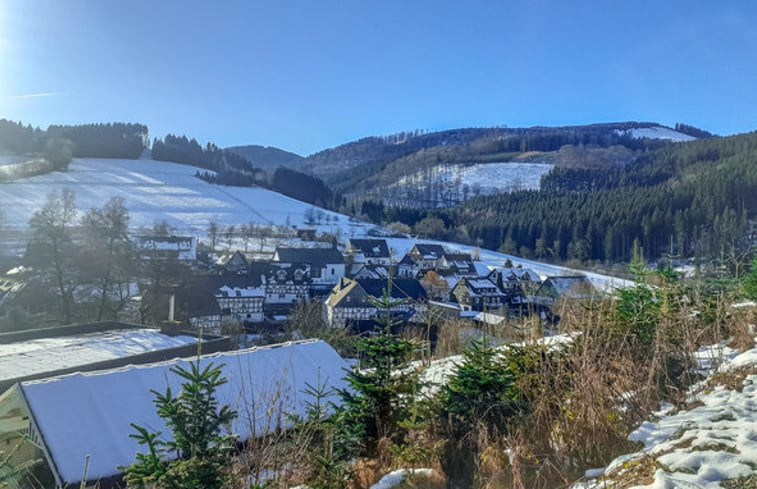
374;130;757;264
226;144;303;171
300;122;709;197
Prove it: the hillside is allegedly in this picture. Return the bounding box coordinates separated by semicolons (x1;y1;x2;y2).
301;122;702;206
226;144;304;171
0;157;629;289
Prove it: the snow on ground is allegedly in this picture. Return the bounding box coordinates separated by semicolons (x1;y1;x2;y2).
418;333;579;395
369;468;435;489
615;126;696;142
382;236;633;292
394;162;553;194
384;162;553;207
0;157;380;239
576;339;757;489
0;157;630;289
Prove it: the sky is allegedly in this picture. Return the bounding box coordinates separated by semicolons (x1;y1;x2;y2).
1;0;757;156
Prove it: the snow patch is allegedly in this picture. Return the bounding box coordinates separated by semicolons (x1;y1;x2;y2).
615;126;695;142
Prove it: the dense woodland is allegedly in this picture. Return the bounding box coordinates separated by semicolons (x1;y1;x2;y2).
355;130;757;265
0;119;148;159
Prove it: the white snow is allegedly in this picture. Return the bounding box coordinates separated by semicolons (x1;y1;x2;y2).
578;339;757;489
0;328;198;383
0;157;630;290
0;157;380;240
615;126;696;142
19;339;349;486
369;468;434;489
385;162;554;206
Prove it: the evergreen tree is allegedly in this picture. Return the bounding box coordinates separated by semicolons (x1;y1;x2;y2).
337;276;420;458
439;338;525;489
122;359;238;489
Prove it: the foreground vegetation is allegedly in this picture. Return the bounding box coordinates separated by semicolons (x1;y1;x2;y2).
119;259;755;489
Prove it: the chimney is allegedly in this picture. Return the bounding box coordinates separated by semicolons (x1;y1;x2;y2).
168;293;175;322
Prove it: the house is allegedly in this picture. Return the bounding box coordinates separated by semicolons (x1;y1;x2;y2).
0;340;349;489
273;246;345;288
173;280;224;331
349;263;390;280
249;261;312;313
397;243;447;277
533;275;598;306
324;277;428;327
134;235;197;261
347;239;391;266
397;253;420;278
216;250;249;275
488;267;542;296
450;277;510;312
210;274;266;323
438;252;476;275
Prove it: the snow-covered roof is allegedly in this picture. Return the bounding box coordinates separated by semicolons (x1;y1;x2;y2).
18;339;349;486
0;328;199;386
218;284;265;298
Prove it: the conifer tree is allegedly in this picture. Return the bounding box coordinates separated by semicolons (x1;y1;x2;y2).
337;275;420;458
122;359;238;489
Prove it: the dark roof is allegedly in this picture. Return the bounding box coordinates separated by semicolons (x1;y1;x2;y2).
177;279;223;317
248;261;311;285
412;243;446;259
274;247;344;267
442;252;473;261
355;278;428;301
349;239;390;258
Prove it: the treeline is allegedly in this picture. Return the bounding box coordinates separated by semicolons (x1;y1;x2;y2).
272;167;341;208
154;134;340;208
0;119;148;159
47;123;148;159
363;131;757;264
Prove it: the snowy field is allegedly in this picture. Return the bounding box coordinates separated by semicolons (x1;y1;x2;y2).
615;126;696;142
0;157;380;238
386;162;554;206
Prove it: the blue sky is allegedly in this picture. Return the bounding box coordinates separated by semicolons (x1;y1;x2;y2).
1;0;756;155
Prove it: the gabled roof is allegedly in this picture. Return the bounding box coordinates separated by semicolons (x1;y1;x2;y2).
348;239;390;258
355;278;428;302
248;261;312;285
14;340;349;488
538;275;597;298
411;243;446;260
274;247;344;267
489;267;541;282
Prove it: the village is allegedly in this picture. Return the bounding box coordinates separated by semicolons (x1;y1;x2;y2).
0;228;602;487
135;231;599;335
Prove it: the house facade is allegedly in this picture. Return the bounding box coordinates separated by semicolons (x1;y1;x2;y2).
324;277;428;328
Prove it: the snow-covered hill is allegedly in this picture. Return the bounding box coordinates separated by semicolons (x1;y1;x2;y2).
0;158;379;237
382;162;554;206
0;157;630;290
615;126;696;142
